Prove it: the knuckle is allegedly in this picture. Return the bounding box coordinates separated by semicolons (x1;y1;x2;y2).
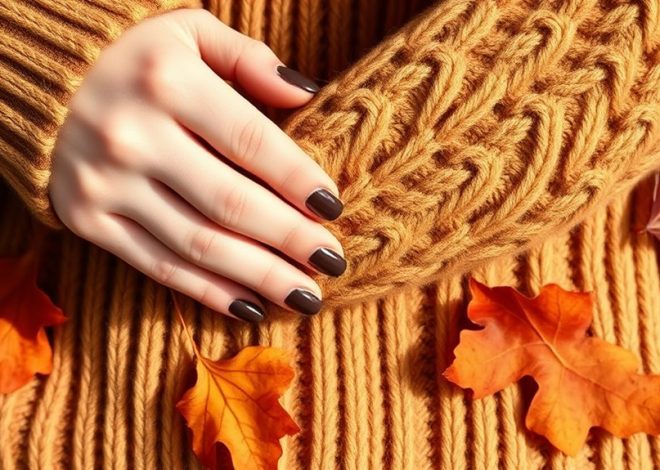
96;111;143;167
186;228;218;264
230;116;265;165
196;282;216;310
214;184;248;228
150;258;178;285
70;166;105;206
76;177;102;205
65;207;97;239
256;260;279;292
137;47;179;101
280;217;306;253
278;161;306;191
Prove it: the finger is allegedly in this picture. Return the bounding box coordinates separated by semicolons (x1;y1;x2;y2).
117;178;325;316
148;54;344;222
185;9;320;107
146;120;346;277
91;212;266;322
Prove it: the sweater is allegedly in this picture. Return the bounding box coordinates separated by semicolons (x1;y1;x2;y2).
0;0;659;468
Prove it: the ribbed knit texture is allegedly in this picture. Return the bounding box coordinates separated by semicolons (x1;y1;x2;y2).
1;0;659;469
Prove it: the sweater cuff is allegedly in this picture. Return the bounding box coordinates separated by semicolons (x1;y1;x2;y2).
0;0;201;229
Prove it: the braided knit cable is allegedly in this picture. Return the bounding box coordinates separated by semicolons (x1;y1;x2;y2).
279;0;660;308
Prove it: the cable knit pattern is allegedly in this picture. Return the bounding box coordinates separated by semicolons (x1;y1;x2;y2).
280;0;660;307
0;0;659;469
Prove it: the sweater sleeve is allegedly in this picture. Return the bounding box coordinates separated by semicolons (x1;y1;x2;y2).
282;0;660;307
0;0;201;229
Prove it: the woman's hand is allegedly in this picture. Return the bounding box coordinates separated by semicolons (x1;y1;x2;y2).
49;8;346;322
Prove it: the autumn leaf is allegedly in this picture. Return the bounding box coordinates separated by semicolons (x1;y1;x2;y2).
177;346;300;469
443;277;660;455
173;297;299;469
0;250;66;393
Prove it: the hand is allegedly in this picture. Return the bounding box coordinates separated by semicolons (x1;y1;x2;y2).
49;8;346;322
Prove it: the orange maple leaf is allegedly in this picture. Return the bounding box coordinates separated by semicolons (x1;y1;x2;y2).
0;251;66;393
173;296;299;470
443;277;660;455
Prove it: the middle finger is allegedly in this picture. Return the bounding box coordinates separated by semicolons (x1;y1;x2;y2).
145;118;347;278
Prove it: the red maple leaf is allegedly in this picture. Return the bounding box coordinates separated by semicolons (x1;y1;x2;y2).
0;250;66;393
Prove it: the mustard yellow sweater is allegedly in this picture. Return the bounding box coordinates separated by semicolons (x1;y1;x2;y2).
1;0;659;468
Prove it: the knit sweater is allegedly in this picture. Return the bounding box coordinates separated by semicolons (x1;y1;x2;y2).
1;0;659;468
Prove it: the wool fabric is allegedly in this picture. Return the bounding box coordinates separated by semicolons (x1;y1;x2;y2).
1;0;660;469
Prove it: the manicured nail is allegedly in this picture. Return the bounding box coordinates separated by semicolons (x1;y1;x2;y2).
276;65;320;93
228;299;265;322
309;247;347;277
284;288;322;315
305;188;344;221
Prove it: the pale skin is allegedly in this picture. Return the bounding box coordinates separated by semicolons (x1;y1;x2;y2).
49;8;345;322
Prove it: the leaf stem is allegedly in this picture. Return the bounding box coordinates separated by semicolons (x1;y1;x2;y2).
170;289;202;360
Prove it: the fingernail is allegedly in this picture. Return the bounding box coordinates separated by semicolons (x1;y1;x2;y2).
309;247;347;277
228;299;265;322
276;65;320;93
305;188;344;221
284;288;322;315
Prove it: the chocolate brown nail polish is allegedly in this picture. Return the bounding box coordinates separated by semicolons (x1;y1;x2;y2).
309;247;347;277
276;65;320;93
229;299;265;322
285;288;322;315
305;188;344;221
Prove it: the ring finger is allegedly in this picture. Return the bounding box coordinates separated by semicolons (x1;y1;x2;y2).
91;212;266;322
115;177;325;316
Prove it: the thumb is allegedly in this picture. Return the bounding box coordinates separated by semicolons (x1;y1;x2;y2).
188;10;319;108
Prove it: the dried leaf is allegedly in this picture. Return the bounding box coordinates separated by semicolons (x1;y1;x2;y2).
443;277;660;455
175;304;299;470
0;251;66;393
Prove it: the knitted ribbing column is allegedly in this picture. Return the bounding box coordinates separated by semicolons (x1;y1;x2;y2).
631;178;660;464
101;264;139;470
26;236;82;469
